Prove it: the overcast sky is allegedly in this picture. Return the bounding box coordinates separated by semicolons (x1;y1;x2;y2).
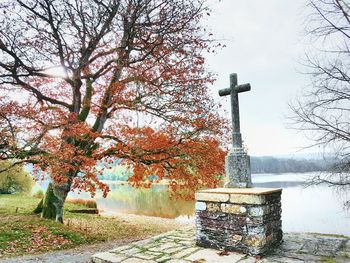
204;0;314;156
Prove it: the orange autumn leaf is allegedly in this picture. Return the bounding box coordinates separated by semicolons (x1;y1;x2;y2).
0;0;229;200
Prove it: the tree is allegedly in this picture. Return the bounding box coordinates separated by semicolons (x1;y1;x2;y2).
290;0;350;205
0;0;227;222
0;160;34;194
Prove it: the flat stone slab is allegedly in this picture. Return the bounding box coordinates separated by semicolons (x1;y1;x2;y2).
196;187;282;195
195;187;282;206
91;227;350;263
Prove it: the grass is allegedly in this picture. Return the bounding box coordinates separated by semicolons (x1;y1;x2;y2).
66;198;97;208
0;194;173;258
320;256;337;263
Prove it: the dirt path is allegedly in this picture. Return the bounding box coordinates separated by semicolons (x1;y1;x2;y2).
0;213;190;263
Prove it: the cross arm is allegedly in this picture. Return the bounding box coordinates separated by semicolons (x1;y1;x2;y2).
218;83;251;97
234;83;251;93
218;87;231;96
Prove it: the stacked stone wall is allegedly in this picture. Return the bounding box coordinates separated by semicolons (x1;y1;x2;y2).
195;189;282;255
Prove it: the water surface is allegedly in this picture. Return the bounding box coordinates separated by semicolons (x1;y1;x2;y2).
36;172;350;235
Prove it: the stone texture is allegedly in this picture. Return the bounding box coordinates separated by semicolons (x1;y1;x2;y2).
91;227;350;263
197;187;282;195
224;148;252;188
92;252;126;263
221;204;246;214
172;247;199;259
206;202;221;212
195;202;206;211
218;73;252;188
122;259;154;263
185;248;244;262
230;194;266;205
195;188;283;256
195;192;229;202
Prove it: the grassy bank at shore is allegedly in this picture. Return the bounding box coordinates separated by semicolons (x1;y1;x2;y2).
0;194;178;259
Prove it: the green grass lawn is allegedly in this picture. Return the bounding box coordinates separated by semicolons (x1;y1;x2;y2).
0;194;170;258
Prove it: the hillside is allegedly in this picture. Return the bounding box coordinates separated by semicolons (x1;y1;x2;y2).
251;156;331;174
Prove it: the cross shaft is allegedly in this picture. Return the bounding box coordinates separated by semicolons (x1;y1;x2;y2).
219;73;251;148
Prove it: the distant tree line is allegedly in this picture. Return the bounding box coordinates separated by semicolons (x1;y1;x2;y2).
0;160;34;194
251;157;330;174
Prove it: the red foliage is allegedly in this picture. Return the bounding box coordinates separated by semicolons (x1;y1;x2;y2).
0;0;229;199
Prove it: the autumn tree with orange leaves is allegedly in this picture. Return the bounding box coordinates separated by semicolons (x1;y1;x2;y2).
0;0;228;222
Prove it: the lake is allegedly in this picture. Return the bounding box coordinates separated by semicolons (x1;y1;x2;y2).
36;172;350;236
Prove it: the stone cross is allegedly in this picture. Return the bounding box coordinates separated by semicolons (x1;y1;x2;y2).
218;73;252;188
219;73;251;149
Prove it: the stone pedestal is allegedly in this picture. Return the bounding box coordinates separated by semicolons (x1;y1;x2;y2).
195;188;282;255
225;148;252;188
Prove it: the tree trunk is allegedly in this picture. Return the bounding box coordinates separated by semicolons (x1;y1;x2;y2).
41;181;71;223
33;198;43;214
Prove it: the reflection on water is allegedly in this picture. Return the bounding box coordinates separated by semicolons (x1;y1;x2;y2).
95;184;194;219
37;172;350;235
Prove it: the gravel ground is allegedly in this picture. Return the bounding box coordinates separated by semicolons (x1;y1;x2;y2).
0;213;188;263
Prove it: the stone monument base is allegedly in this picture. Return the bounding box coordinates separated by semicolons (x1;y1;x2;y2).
195;188;282;255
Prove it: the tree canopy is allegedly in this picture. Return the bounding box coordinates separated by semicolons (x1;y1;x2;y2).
0;0;228;217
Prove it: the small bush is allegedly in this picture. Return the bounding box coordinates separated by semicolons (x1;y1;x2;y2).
66;198;97;209
33;189;44;199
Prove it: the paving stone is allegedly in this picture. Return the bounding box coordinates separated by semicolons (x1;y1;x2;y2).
122;258;155;263
258;256;304;263
166;260;191;263
121;247;142;255
275;251;322;262
146;251;164;257
344;240;350;252
236;257;257;263
134;252;159;260
92;228;350;263
172;247;199;259
91;252;126;263
133;239;155;246
179;240;195;246
142;243;160;249
166;245;187;254
314;249;336;257
278;241;303;251
110;245;131;253
155;255;171;262
169;236;195;241
148;242;178;252
338;251;350;258
185;248;245;262
333;256;350;263
299;241;318;254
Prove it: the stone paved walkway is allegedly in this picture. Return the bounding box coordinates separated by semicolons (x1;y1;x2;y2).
91;227;350;263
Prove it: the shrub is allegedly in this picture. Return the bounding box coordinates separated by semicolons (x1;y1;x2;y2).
0;161;34;194
66;198;97;209
33;189;44;199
